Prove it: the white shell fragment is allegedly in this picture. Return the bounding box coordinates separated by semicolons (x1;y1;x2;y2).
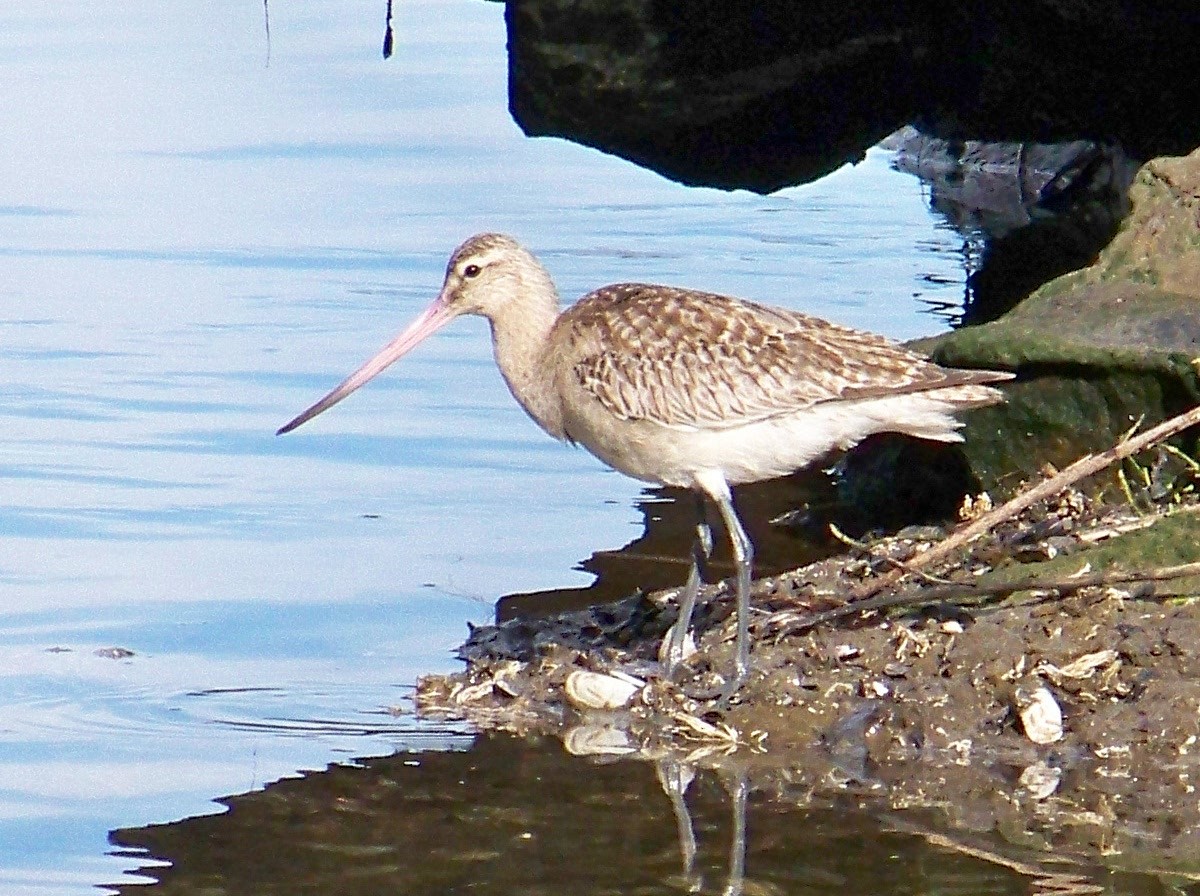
563;725;637;756
863;680;890;698
565;669;644;711
1018;761;1063;799
492;659;525;697
453;681;496;705
1041;649;1119;681
1015;685;1064;745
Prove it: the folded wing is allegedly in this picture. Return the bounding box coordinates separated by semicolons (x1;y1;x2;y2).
565;284;1009;430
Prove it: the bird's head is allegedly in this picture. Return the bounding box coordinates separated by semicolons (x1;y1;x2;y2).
276;232;551;435
437;232;550;319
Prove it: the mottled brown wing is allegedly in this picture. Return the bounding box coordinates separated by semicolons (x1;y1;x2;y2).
565;284;1004;429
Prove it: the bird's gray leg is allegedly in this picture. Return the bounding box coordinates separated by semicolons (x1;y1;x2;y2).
694;494;715;579
663;494;713;674
719;769;748;896
655;759;701;892
696;471;753;693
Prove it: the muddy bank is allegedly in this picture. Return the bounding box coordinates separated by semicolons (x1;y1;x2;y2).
413;151;1200;878
417;460;1200;879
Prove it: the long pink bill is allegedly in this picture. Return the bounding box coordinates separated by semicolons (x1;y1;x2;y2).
276;298;457;435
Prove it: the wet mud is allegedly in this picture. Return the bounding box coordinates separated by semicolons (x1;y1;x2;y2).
417;480;1200;883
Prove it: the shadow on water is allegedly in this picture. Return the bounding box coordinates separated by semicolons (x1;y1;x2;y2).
11;1;1199;890
498;435;984;623
106;734;997;895
885;129;1140;326
110;730;1181;895
496;471;841;622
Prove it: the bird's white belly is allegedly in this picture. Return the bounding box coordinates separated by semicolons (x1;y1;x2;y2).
562;391;970;489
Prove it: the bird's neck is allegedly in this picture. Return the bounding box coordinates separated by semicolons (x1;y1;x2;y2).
488;274;567;440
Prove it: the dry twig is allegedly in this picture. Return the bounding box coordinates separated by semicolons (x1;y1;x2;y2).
773;560;1200;637
847;404;1200;603
827;523;956;586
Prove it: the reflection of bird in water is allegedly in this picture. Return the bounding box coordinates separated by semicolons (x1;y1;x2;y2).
279;233;1012;694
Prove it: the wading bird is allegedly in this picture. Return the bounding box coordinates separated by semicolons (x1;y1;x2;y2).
278;233;1012;695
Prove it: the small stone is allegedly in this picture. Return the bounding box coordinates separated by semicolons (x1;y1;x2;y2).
94;647;135;660
492;660;526;697
493;676;523;698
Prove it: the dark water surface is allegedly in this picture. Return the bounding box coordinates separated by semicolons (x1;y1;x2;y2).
0;1;1074;892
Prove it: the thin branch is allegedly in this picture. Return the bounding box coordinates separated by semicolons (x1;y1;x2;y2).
263;0;271;68
847;403;1200;603
383;0;395;59
828;522;957;586
774;560;1200;636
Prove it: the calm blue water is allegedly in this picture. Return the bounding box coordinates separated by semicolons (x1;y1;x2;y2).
0;0;972;890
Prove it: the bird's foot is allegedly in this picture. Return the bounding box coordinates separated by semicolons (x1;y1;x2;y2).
711;668;748;710
667;656;749;707
658;622;697;677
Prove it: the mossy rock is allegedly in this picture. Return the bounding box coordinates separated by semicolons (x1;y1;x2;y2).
909;148;1200;494
975;511;1200;599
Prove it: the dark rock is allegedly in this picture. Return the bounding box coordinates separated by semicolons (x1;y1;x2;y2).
506;0;1200;192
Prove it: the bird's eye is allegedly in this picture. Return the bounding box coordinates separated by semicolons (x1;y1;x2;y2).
463;263;481;278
